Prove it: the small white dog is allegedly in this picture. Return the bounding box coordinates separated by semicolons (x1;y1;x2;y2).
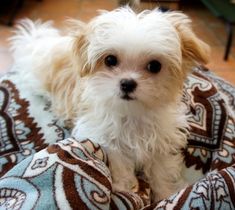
10;7;209;201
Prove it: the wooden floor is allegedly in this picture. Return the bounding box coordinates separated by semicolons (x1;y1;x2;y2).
0;0;235;84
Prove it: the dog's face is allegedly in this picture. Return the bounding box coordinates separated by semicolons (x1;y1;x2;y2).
71;8;209;114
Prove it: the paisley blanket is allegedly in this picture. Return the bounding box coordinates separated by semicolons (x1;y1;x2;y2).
0;66;234;209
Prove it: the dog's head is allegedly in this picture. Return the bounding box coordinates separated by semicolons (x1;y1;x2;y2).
70;7;209;114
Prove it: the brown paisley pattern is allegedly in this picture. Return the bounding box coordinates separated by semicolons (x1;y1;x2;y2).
0;76;70;177
0;80;46;176
183;68;235;174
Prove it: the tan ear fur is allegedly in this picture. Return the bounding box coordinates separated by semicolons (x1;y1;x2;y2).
72;34;90;77
38;46;80;122
34;19;87;121
49;56;79;121
67;19;93;77
46;20;90;121
164;12;210;68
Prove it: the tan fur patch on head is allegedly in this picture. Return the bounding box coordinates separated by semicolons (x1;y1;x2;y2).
164;11;210;71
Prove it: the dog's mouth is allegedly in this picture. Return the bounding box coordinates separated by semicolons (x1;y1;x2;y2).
121;94;135;101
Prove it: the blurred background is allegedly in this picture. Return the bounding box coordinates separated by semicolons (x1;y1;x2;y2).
0;0;235;83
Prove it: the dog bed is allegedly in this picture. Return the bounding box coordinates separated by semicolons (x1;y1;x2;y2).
0;66;234;209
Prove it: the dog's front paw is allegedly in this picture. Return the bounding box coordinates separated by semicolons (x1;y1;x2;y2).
112;176;139;193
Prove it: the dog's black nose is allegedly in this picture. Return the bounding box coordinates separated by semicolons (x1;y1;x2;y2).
120;79;137;93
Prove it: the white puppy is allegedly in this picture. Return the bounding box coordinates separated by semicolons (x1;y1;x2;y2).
10;7;209;201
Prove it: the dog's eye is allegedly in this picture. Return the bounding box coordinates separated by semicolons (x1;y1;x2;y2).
104;55;118;68
147;60;161;74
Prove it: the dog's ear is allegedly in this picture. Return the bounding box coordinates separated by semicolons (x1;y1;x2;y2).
67;19;91;77
73;33;90;77
164;11;210;67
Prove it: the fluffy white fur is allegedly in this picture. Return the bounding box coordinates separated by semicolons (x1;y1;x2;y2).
10;7;209;201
